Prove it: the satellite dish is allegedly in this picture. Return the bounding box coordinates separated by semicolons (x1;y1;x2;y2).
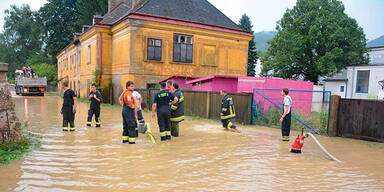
379;80;384;90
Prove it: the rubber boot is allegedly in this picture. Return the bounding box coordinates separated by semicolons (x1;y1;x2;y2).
171;122;179;137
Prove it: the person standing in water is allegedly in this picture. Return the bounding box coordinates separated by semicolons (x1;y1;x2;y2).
152;82;178;141
61;81;77;132
170;82;184;137
132;89;147;135
279;88;292;141
119;81;138;144
220;89;238;132
86;83;102;127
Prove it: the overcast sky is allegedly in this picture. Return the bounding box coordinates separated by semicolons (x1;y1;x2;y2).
0;0;383;41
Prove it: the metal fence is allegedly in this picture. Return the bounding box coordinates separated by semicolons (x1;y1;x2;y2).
252;88;331;134
134;89;253;124
111;87;332;132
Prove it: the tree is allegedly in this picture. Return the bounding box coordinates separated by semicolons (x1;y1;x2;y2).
30;63;57;85
261;0;369;83
0;5;43;77
0;0;109;83
77;0;108;27
238;14;258;76
38;0;80;60
37;0;109;61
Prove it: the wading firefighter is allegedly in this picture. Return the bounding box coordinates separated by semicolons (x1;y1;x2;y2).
220;89;237;131
119;81;138;144
133;89;147;135
152;82;178;141
86;83;102;127
170;83;184;137
61;81;77;132
279;88;292;141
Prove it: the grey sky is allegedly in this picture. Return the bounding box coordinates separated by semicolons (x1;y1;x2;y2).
0;0;383;40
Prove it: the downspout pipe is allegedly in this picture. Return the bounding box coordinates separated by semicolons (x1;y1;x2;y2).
98;32;103;87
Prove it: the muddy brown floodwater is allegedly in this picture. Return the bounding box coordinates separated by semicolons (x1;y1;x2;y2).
1;95;384;191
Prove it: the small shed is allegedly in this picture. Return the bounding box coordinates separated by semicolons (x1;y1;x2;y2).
160;76;197;90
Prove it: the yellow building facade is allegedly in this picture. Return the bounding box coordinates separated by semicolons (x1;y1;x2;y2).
57;0;252;103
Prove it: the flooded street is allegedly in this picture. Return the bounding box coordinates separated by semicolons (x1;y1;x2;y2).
1;95;384;191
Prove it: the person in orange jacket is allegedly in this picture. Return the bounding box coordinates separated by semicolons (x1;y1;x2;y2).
119;81;138;144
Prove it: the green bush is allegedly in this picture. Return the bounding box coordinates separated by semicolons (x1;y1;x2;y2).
265;107;281;126
7;72;15;84
0;131;40;164
30;63;57;86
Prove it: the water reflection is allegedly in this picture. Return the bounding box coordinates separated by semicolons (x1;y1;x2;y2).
0;95;383;192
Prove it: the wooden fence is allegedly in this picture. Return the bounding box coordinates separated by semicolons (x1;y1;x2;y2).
132;89;253;124
329;95;384;142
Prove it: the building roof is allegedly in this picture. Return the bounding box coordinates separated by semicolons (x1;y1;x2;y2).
323;78;348;82
100;1;134;25
186;75;238;84
100;0;244;31
134;0;242;30
367;35;384;48
347;63;384;67
160;75;197;83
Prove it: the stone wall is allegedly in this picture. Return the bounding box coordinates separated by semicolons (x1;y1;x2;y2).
0;63;22;143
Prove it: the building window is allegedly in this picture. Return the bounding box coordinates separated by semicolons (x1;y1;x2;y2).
356;70;370;93
78;51;81;67
147;38;162;61
87;79;90;96
340;86;344;92
72;54;75;70
173;34;193;63
70;55;73;70
78;80;80;97
88;45;91;64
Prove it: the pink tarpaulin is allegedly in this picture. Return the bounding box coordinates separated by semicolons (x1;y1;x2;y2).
185;75;314;114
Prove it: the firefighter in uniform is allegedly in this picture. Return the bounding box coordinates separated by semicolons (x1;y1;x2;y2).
166;80;174;92
133;90;147;135
86;83;102;127
119;81;138;144
220;89;237;131
152;82;178;141
170;83;184;137
61;81;77;131
279;88;292;141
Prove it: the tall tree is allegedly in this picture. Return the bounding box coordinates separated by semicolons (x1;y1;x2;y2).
0;5;42;77
261;0;369;83
38;0;80;60
77;0;108;27
238;14;258;76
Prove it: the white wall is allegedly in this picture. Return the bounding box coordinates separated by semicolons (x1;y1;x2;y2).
324;81;347;98
347;65;384;99
378;89;384;100
311;85;325;112
369;47;384;65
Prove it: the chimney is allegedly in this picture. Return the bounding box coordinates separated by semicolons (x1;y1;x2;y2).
82;25;91;33
131;0;140;8
93;15;104;25
108;0;126;12
108;0;140;13
74;33;82;39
